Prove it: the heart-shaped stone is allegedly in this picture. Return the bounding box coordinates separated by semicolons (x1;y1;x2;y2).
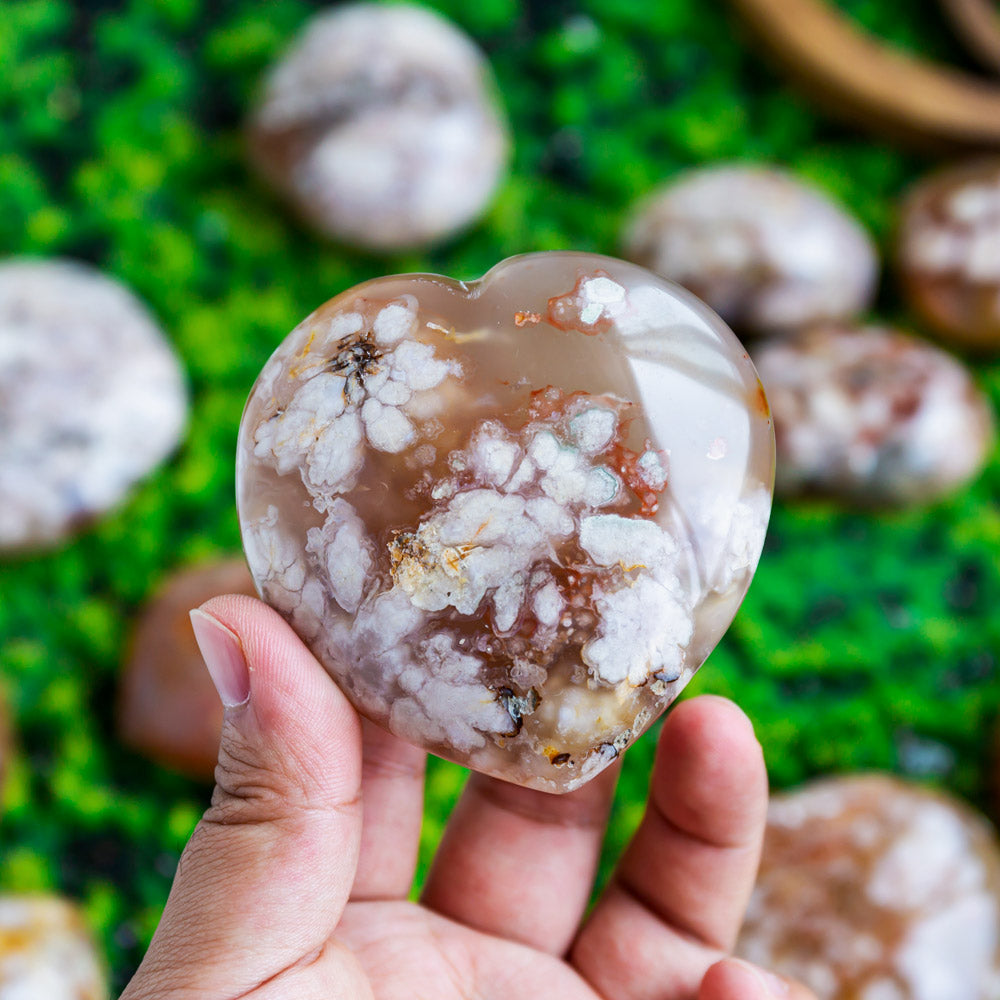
236;252;774;792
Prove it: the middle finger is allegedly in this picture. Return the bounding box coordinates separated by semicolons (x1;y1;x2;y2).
421;763;620;955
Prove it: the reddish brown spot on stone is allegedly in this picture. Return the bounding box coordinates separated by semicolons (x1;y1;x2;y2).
515;311;541;327
608;434;665;516
527;385;582;422
546;271;616;335
753;379;771;420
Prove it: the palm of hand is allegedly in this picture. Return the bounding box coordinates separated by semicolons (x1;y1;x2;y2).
335;899;593;999
121;598;796;1000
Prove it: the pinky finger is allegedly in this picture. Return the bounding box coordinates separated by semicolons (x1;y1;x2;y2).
700;959;816;1000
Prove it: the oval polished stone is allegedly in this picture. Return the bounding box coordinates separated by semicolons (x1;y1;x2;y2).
236;253;774;792
247;3;508;251
753;323;994;506
0;896;107;999
119;558;256;781
623;165;878;335
898;159;1000;351
738;775;1000;999
0;259;188;552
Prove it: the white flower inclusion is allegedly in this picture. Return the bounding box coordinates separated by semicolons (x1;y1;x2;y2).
253;298;460;496
385;397;696;689
909;180;1000;285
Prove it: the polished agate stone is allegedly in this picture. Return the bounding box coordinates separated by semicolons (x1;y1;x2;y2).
738;775;1000;1000
119;558;256;781
248;3;508;250
623;166;878;334
237;253;773;792
899;160;1000;351
0;896;107;999
754;324;994;506
0;259;187;551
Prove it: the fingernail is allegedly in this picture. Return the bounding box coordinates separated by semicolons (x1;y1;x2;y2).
190;608;251;709
729;959;791;998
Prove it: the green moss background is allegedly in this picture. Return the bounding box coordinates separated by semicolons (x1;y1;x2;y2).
2;0;999;990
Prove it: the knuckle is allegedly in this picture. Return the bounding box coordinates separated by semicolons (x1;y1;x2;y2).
204;719;361;829
206;722;293;826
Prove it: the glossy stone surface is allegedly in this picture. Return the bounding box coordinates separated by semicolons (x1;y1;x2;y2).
623;165;878;334
738;775;1000;1000
754;324;993;506
237;252;773;792
248;3;508;250
0;259;187;552
0;896;106;999
119;559;256;781
898;159;1000;351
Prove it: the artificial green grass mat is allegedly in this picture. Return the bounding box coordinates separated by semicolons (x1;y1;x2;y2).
2;0;999;989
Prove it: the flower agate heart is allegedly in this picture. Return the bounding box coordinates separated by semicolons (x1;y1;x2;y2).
236;253;774;792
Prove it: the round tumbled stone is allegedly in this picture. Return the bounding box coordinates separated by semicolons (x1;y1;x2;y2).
0;896;107;999
898;159;1000;351
753;323;994;506
119;558;256;781
737;775;1000;1000
248;3;509;251
0;259;187;552
236;252;774;792
623;165;878;334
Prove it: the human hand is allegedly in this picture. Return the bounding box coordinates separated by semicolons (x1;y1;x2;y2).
121;595;814;1000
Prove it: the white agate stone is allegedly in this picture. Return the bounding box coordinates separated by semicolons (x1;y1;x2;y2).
0;896;107;1000
623;165;878;334
754;324;993;506
0;259;187;551
739;775;1000;1000
248;3;509;250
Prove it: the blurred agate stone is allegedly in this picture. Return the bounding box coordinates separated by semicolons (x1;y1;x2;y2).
248;3;508;250
623;165;878;334
0;896;106;999
0;259;187;551
236;252;774;792
738;775;1000;1000
119;558;256;781
753;324;993;506
899;159;1000;351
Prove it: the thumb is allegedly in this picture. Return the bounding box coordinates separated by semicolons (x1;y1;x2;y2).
700;959;817;1000
122;594;366;1000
